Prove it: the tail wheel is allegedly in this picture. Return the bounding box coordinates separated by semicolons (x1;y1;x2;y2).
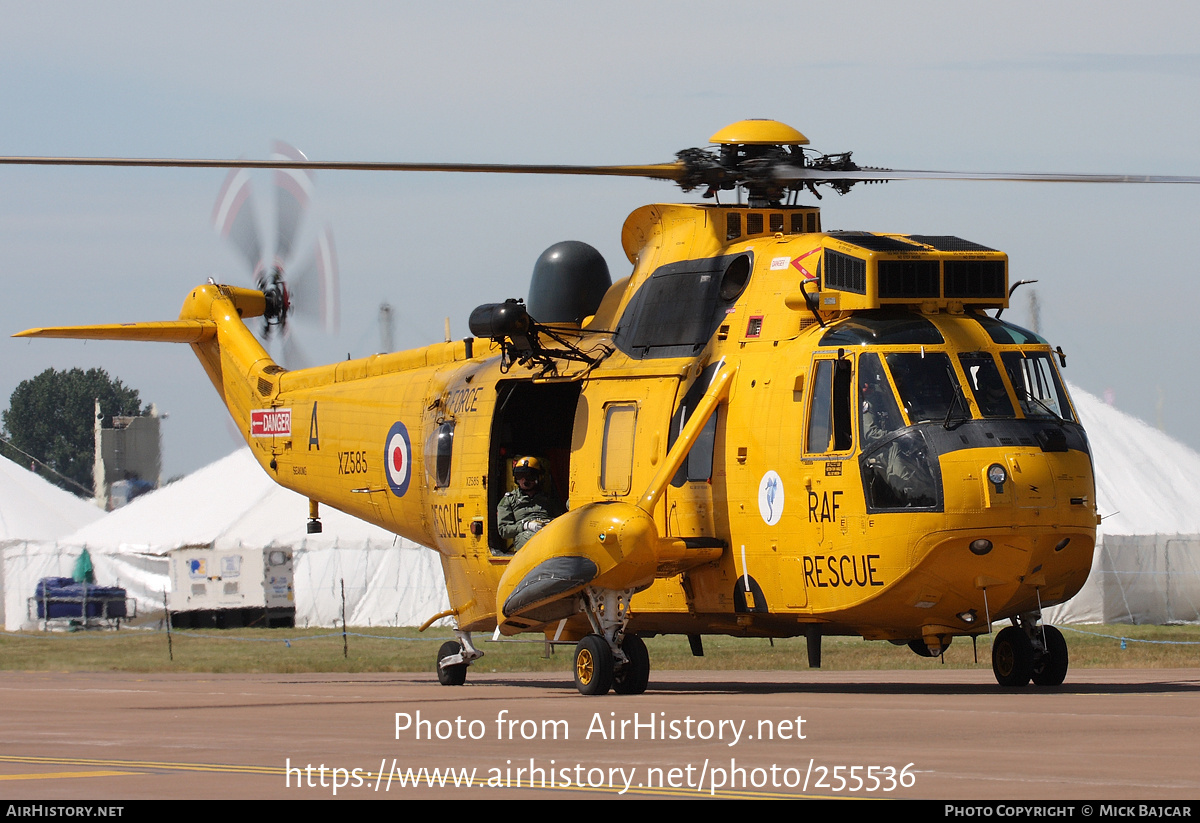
1031;625;1069;686
613;634;650;695
436;640;467;686
574;634;614;696
992;626;1033;687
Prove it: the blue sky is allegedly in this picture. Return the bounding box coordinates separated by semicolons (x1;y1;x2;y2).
2;1;1198;478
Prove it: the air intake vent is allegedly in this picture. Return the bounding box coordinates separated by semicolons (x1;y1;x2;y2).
726;213;741;241
877;260;940;299
824;251;866;295
769;214;784;233
909;235;996;252
746;213;764;235
258;378;273;397
944;260;1006;298
790;213;805;233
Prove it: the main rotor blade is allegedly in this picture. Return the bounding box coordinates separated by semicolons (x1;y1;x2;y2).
10;152;1195;185
0;155;687;181
775;165;1200;185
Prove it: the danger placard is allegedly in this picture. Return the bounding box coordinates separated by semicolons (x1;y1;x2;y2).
251;408;292;437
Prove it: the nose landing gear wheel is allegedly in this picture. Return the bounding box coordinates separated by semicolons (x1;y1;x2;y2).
436;640;467;686
992;626;1034;687
574;634;614;695
1031;625;1069;686
613;634;650;695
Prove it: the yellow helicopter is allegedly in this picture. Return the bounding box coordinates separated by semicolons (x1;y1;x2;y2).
10;120;1197;694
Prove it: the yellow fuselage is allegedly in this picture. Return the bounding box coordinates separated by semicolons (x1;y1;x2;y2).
21;202;1097;648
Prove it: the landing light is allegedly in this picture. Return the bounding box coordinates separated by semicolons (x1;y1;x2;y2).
987;464;1007;485
969;539;993;556
957;610;978;625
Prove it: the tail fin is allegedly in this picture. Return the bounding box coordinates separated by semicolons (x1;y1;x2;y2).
14;284;276;465
15;320;215;343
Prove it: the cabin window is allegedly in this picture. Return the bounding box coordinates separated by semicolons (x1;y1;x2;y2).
670;363;722;487
424;421;455;488
670;411;718;486
601;403;637;494
687;413;717;482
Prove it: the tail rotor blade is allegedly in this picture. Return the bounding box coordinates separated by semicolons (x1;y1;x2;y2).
289;226;340;335
280;326;311;370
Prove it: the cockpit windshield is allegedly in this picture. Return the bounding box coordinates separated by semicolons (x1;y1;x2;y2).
867;347;1073;426
958;352;1015;418
884;352;959;424
1001;351;1075;421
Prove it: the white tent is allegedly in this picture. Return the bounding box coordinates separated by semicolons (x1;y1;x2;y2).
4;448;449;631
1044;386;1200;624
0;455;104;543
0;456;105;627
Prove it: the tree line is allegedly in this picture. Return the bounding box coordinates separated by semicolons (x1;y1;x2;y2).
1;367;143;497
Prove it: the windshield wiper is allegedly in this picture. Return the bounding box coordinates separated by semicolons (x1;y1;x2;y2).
942;366;970;429
1017;388;1064;422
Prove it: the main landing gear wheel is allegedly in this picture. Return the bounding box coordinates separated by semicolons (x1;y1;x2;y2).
992;626;1034;687
613;634;650;695
436;640;467;686
1031;625;1069;687
574;634;614;696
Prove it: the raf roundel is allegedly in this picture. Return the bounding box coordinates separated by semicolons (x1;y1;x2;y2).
385;422;412;497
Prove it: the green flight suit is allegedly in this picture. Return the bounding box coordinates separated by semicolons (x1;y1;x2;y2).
496;487;565;553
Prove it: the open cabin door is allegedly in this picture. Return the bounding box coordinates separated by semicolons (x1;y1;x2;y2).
487;380;582;554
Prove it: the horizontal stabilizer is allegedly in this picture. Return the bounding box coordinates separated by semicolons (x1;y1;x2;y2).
14;320;216;343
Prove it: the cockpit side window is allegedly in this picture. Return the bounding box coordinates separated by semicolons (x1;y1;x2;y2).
805;357;853;454
859;352;903;449
806;360;833;453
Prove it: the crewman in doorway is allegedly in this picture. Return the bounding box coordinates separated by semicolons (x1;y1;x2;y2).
496;456;565;554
